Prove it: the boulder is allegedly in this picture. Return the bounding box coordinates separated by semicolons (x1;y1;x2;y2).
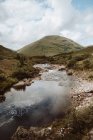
58;66;66;71
67;70;73;75
13;79;32;89
13;81;25;88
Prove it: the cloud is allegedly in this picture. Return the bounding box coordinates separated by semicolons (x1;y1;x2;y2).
0;0;93;50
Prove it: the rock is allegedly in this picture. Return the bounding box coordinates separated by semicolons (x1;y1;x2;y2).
26;79;31;86
67;70;73;75
58;66;66;71
11;126;29;140
13;81;25;88
0;95;6;102
87;90;93;93
13;79;33;89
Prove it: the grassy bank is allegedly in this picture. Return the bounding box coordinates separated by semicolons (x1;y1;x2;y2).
0;54;41;95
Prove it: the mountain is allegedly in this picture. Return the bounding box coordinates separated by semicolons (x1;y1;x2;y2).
18;35;83;57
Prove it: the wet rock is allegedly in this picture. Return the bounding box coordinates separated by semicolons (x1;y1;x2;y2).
0;95;5;102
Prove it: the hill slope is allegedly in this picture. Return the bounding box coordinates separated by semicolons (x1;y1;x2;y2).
18;35;83;57
0;45;16;59
52;45;93;71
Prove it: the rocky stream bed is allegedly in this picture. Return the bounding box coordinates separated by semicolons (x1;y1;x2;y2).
0;64;93;140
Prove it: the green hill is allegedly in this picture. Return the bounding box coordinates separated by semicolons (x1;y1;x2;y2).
18;35;83;57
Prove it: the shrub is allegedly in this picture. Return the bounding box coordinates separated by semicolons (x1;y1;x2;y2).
67;59;76;68
15;54;27;66
12;67;30;80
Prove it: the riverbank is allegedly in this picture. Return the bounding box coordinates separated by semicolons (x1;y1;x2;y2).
0;55;52;101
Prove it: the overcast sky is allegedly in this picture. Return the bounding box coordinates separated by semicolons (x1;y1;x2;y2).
0;0;93;50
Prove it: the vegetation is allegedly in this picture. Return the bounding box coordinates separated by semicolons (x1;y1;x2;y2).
50;46;93;71
0;45;40;94
12;65;39;80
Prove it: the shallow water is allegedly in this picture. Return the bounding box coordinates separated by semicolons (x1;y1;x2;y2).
0;64;73;140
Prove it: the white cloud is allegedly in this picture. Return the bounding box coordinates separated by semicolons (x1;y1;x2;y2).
0;0;93;50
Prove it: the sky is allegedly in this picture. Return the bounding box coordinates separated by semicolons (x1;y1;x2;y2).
0;0;93;50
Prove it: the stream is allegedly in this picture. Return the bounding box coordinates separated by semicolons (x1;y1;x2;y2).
0;64;73;140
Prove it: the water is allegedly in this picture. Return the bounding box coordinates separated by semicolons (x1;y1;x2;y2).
0;64;73;140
